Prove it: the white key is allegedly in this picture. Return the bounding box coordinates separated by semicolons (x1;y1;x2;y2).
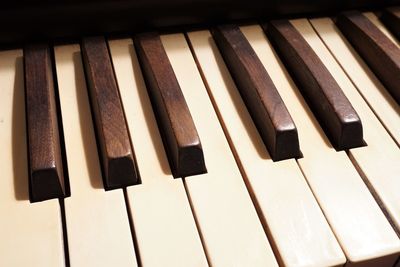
244;23;400;266
0;50;64;266
54;44;137;267
291;18;400;238
108;38;208;267
160;33;278;267
310;17;400;146
187;29;345;267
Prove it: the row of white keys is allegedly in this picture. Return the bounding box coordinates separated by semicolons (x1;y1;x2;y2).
309;15;400;147
108;38;208;267
187;30;346;267
295;18;400;236
160;33;279;266
54;44;138;267
242;23;400;265
0;50;64;266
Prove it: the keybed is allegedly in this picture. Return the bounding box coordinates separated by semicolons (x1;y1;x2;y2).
1;9;400;267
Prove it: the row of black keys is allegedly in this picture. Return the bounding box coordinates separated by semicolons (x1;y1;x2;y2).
26;10;400;202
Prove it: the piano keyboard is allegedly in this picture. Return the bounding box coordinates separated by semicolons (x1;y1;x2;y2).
0;11;399;267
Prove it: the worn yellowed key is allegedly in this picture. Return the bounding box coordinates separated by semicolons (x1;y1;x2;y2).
187;29;346;267
285;19;400;266
108;38;208;267
160;33;278;266
54;44;138;267
0;49;64;266
303;17;400;234
310;17;400;147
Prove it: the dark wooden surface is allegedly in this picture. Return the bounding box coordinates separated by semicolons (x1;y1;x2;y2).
265;20;364;150
0;1;398;46
381;7;400;40
24;44;68;202
211;25;300;161
135;33;206;177
337;11;400;105
81;36;139;189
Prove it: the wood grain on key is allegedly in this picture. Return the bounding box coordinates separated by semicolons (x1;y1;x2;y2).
211;25;300;161
134;33;206;177
2;49;65;267
381;7;400;41
336;11;400;104
265;20;364;151
81;36;139;189
109;38;208;267
310;17;400;146
55;43;138;267
24;44;68;202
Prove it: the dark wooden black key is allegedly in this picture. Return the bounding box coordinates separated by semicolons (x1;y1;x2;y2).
81;36;139;189
381;7;400;41
211;25;301;161
336;11;400;105
264;20;364;150
24;44;68;202
134;33;206;177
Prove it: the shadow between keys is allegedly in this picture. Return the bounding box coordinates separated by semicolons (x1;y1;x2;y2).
13;56;30;201
73;51;103;189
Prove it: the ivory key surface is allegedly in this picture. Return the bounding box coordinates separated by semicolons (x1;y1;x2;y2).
187;29;345;267
108;38;208;267
159;33;278;267
292;18;400;235
0;49;64;266
54;44;138;267
241;23;400;266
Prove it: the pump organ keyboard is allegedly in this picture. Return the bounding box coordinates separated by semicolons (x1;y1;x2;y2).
0;2;400;267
